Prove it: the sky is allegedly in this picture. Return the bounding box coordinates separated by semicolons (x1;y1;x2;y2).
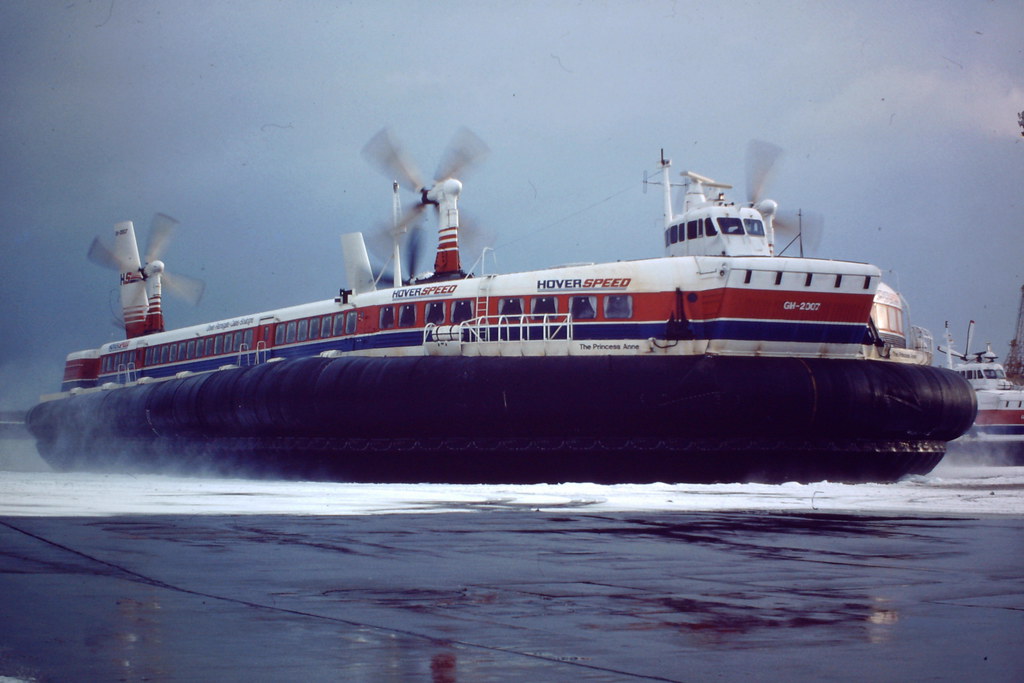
1;0;1021;409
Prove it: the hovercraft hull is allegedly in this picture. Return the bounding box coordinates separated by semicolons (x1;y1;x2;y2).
27;355;976;483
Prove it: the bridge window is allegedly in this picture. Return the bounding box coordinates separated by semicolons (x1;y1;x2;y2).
704;217;717;236
452;299;474;324
345;311;357;334
297;319;309;342
669;224;679;244
426;301;446;325
531;296;557;316
687;220;700;240
380;306;395;330
399;303;417;327
665;228;671;247
743;219;765;236
604;294;633;319
718;217;744;235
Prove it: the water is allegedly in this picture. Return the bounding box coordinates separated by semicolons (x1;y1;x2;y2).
2;436;1022;517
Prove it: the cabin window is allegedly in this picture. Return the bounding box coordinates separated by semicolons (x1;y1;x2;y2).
718;217;744;235
570;296;597;320
704;217;718;236
345;311;357;334
604;294;633;319
499;298;523;317
333;313;346;336
380;306;395;330
984;369;999;379
531;296;557;316
743;219;765;236
285;321;297;343
426;301;446;325
321;316;332;338
297;319;309;342
398;303;417;327
669;224;679;244
452;299;475;324
186;340;196;359
687;220;700;240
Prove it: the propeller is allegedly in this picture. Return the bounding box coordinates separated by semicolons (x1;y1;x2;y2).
745;139;783;205
88;213;205;305
361;127;489;280
744;140;824;257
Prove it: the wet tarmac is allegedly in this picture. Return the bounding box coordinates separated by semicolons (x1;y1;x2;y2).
1;510;1022;682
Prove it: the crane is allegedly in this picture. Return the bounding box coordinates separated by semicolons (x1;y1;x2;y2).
1005;283;1024;382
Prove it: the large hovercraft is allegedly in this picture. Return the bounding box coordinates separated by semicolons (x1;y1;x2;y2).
26;133;976;483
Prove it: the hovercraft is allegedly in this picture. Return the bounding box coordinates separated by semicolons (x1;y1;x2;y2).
26;134;976;483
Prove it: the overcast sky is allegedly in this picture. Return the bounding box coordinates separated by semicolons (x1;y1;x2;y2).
1;0;1021;409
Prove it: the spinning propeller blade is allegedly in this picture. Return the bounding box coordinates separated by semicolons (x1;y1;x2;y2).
746;139;783;204
361;128;425;190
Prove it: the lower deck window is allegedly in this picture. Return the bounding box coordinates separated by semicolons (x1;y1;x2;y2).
380;306;395;330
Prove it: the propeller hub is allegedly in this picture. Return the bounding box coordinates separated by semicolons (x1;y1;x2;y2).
145;260;165;276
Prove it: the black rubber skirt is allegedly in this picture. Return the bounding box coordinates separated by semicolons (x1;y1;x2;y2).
27;355;977;483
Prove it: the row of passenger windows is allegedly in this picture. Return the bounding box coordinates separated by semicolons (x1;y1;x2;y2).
664;217;765;246
102;294;639;370
376;294;634;330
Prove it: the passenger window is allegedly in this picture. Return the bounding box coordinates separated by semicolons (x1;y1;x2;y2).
426;301;446;325
274;325;284;345
243;329;253;348
177;342;187;359
345;311;357;334
704;217;717;236
570;296;597;320
321;316;332;338
169;345;178;362
308;317;320;340
499;298;523;317
223;333;234;353
399;303;417;327
205;338;215;356
298;319;309;342
234;331;244;350
334;313;346;336
285;321;297;343
380;306;395;330
186;340;196;359
604;295;633;319
452;299;475;324
531;296;557;316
